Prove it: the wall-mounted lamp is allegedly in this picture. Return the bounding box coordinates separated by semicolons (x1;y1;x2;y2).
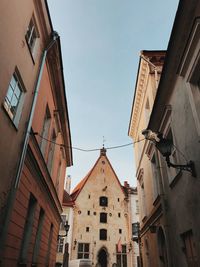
58;221;70;240
73;239;77;250
142;129;196;177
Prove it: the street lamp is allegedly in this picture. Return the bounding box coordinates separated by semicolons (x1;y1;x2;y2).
58;221;70;239
142;129;196;177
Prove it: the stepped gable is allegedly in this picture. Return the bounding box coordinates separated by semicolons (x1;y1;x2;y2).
70;147;125;201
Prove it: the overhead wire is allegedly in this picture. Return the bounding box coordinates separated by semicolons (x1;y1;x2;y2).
33;132;145;152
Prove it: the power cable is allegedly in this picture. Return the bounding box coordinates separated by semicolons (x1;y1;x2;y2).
33;132;145;152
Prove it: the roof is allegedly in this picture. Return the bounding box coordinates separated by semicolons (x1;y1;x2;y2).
70;148;126;201
63;190;75;207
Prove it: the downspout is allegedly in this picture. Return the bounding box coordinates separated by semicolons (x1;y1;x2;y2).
15;31;59;187
0;31;59;262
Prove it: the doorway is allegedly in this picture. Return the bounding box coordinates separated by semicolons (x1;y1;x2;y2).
98;248;107;267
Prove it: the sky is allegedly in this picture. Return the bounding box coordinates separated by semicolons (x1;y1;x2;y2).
47;0;179;191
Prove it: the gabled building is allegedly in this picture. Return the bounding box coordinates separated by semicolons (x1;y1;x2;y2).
69;148;135;267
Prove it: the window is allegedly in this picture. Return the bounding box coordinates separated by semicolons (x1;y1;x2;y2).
116;245;127;267
32;209;44;264
88;194;90;199
99;196;108;207
138;169;147;219
93;212;96;215
46;224;54;266
47;129;56;172
119;229;122;234
118;213;121;218
178;18;200;137
4;70;25;127
145;97;150;125
181;230;197;266
25;16;39;54
132;223;139;237
135;200;139;214
57;237;64;253
100;229;107;240
151;153;160;200
55;161;62;193
165;128;179;184
60;215;67;230
40;105;51;156
19;194;37;264
100;213;107;223
87;211;90;215
118;198;120;202
86;227;89;232
77;243;90;259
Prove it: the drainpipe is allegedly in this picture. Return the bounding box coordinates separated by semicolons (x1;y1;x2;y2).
0;31;59;263
15;31;59;187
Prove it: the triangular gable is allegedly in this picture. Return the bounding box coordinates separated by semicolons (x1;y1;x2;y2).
70;150;126;201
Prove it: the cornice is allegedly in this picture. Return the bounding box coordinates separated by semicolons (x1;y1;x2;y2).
129;60;149;139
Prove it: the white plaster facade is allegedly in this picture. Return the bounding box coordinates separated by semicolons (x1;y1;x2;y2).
69;149;135;267
129;188;139;267
128;51;168;267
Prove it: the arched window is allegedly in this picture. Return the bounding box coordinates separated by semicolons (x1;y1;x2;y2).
99;196;108;207
100;229;107;240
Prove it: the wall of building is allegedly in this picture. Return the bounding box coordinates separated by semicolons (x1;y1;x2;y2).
70;153;132;267
0;0;51;240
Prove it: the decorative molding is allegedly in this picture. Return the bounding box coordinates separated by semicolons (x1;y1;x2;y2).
177;17;200;77
129;60;149;139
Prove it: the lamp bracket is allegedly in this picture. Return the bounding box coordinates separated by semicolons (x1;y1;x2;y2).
166;156;196;177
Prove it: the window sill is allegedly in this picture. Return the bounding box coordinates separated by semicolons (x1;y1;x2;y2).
153;194;161;206
169;170;183;189
142;216;147;223
2;103;18;130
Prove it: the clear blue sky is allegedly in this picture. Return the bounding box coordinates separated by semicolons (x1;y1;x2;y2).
47;0;179;191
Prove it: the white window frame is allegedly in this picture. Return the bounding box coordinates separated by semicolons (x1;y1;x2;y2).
57;237;64;253
3;70;25;128
77;243;90;259
25;16;39;58
150;151;161;201
158;106;179;185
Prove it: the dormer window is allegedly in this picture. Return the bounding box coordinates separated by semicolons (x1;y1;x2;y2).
99;196;108;207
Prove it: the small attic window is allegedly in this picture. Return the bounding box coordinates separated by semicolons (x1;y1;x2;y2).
99;196;108;207
102;161;105;165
